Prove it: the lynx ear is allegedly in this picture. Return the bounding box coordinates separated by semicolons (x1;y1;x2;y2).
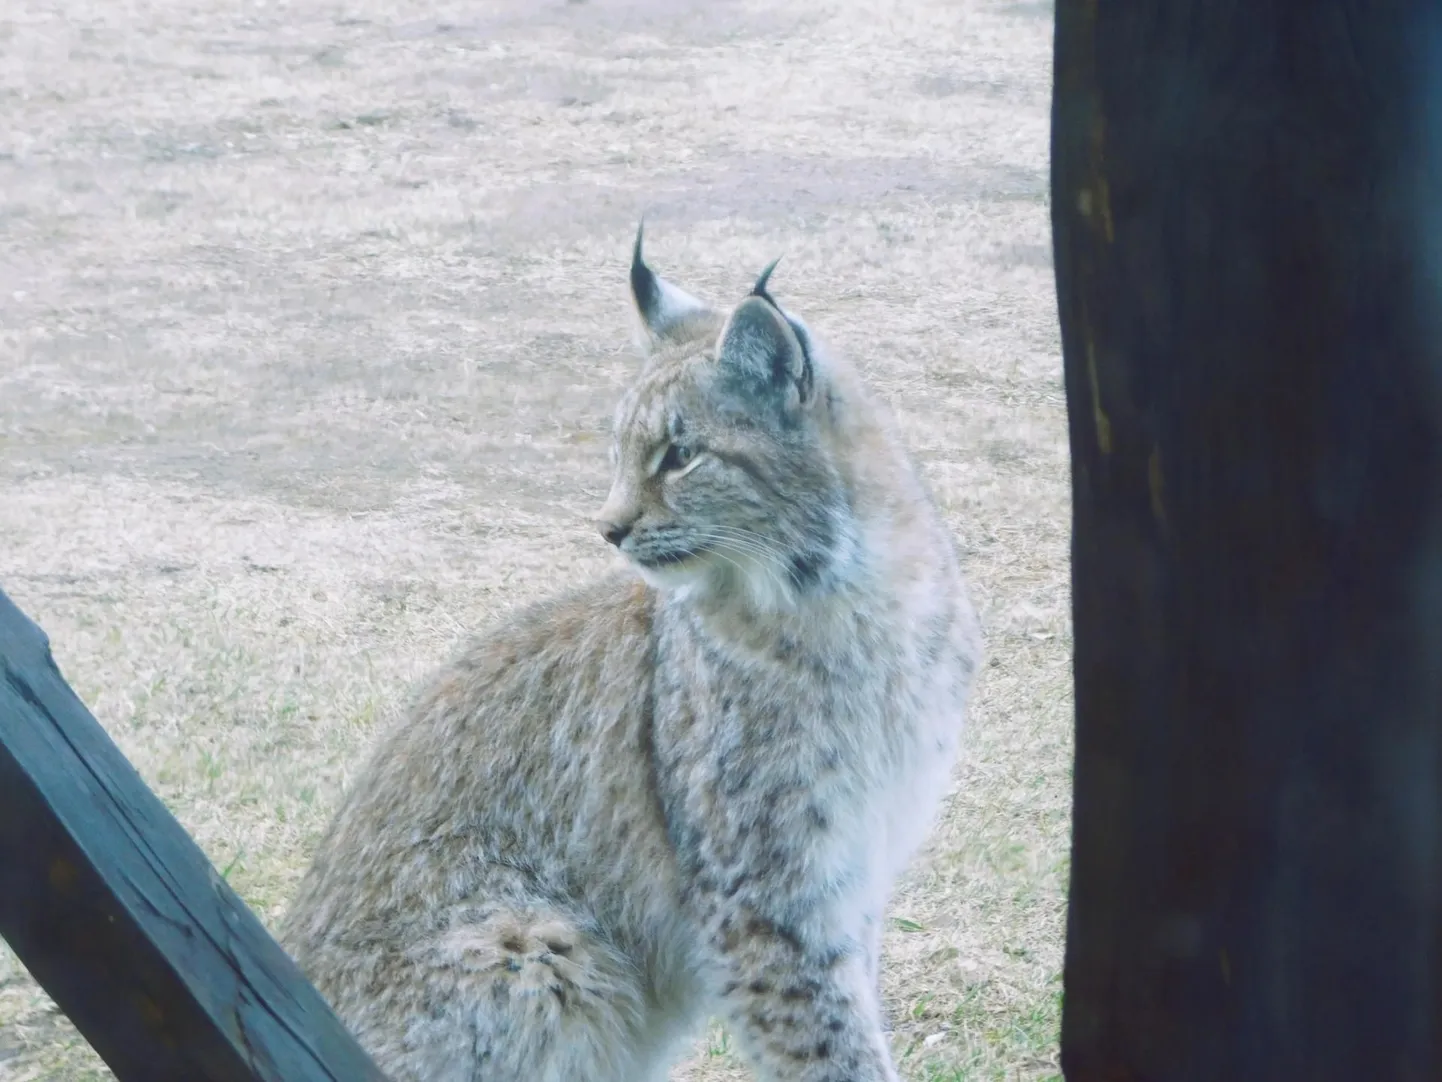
629;222;715;349
716;292;814;414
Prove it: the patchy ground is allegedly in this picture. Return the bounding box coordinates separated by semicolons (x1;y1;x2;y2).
0;0;1067;1078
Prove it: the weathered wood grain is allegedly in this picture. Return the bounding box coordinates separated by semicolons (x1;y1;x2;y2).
1055;3;1442;1079
0;587;388;1082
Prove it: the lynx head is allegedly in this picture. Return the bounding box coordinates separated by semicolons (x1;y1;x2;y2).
596;224;859;610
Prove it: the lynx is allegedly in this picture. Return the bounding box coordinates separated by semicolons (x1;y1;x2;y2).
281;227;982;1082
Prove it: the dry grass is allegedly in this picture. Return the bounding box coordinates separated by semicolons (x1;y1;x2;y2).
0;0;1067;1078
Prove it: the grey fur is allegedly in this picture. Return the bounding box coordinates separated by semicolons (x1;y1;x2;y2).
281;235;982;1082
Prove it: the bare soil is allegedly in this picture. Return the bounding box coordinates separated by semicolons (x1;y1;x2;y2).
0;1;1067;1078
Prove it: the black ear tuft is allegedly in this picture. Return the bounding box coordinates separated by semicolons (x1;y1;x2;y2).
630;219;662;325
750;257;782;307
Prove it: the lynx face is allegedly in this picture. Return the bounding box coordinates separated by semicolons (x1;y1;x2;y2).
596;231;858;608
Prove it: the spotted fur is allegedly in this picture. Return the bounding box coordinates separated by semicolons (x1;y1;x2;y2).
281;230;982;1082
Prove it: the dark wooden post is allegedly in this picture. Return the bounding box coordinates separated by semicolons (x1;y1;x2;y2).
0;588;388;1082
1055;3;1442;1079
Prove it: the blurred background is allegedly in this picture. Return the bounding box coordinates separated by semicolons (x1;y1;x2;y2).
0;1;1067;1078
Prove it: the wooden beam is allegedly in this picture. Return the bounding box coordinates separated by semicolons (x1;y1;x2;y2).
1055;3;1442;1079
0;588;388;1082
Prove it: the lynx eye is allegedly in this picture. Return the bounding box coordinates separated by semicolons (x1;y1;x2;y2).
657;442;696;474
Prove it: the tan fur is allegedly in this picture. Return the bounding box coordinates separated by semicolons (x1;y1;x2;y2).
281;239;982;1082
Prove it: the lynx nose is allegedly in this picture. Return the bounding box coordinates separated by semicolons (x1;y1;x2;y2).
599;520;632;547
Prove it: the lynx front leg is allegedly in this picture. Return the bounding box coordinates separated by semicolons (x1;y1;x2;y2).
861;911;893;1034
706;912;897;1082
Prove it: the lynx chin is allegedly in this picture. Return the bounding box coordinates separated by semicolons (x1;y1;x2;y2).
281;226;983;1082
